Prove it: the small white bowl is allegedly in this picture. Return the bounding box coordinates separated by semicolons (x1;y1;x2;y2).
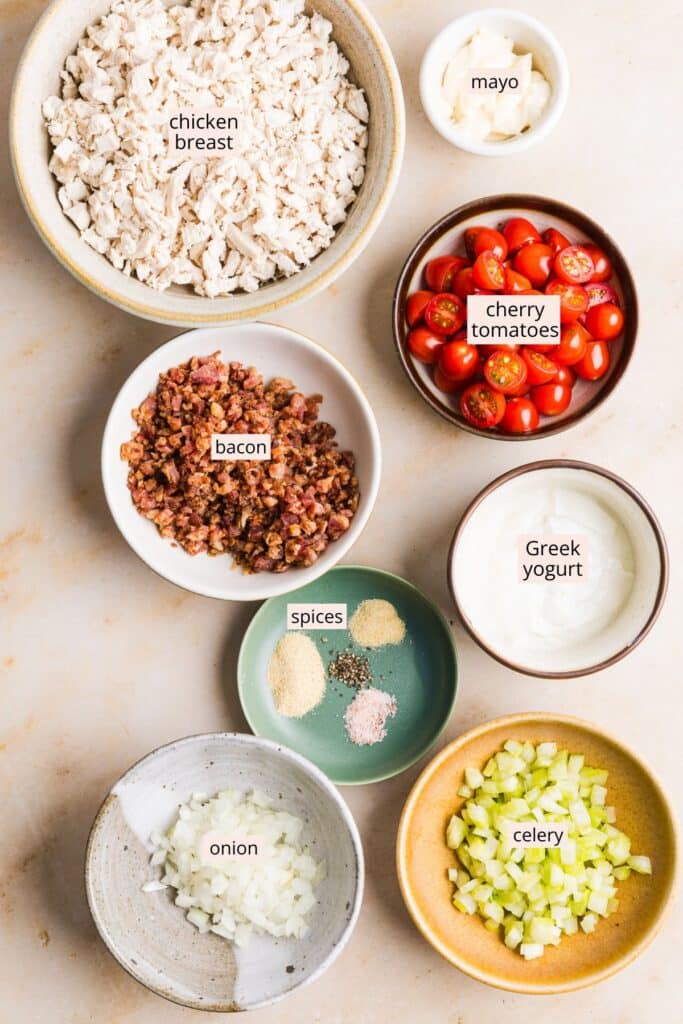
10;0;405;326
101;322;381;601
420;8;569;157
86;733;364;1011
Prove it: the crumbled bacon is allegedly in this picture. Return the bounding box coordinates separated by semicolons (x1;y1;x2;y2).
121;353;360;574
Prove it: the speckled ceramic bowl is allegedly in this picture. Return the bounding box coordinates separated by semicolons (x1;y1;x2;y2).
10;0;405;327
86;733;364;1011
397;713;679;994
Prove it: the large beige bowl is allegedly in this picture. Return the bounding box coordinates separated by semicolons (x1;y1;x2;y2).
10;0;404;326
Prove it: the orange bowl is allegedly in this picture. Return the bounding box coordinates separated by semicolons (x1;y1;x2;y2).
396;713;678;993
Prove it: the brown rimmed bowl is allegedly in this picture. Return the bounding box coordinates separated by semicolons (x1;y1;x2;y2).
396;712;679;994
392;195;638;440
447;460;668;678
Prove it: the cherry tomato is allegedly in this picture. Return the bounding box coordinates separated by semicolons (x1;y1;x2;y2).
545;279;589;323
405;290;434;326
585;282;620;311
531;382;572;415
554;245;595;285
575;340;610;380
503;217;541;253
502;397;539;433
460;382;506;429
513;243;554;287
484;350;528;395
582;243;613;282
479;344;520;359
423;293;466;337
584;302;624;341
433;364;460;393
472;250;505;291
522;348;558;386
407;326;444;364
465;226;508;263
439;341;479;382
424;256;468;292
555;322;591;365
453;267;477;299
555;364;576;388
542;227;571;254
504;268;532;293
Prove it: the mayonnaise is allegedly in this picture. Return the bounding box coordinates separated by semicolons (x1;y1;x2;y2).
441;28;550;142
451;467;661;674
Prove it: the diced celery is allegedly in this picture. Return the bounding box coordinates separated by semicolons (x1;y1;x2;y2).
628;855;652;875
580;913;598;934
520;942;544;960
465;767;484;789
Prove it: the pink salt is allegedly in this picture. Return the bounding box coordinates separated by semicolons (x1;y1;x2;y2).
344;687;397;746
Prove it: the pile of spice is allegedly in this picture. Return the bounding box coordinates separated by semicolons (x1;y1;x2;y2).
328;650;372;690
267;633;325;718
344;688;397;746
349;599;406;648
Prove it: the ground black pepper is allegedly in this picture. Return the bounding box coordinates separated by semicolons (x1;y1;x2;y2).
328;650;372;689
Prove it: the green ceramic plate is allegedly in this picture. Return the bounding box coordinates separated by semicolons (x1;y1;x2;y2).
237;566;458;785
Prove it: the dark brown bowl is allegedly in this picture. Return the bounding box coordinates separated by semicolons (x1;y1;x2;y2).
392;195;638;440
447;460;668;678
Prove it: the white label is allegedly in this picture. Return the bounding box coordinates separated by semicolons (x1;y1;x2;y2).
199;831;265;864
467;295;560;345
211;434;271;460
287;603;347;630
168;108;238;158
518;534;589;583
502;821;569;848
468;69;522;94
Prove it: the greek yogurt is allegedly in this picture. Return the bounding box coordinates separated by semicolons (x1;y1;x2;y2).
451;465;664;675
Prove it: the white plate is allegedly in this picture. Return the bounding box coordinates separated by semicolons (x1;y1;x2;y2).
101;323;381;600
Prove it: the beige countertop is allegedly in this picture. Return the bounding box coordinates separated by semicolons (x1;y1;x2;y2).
1;0;681;1020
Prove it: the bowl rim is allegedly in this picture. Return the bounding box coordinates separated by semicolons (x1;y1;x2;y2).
236;563;459;784
446;459;669;678
100;322;382;601
396;711;680;994
419;7;570;157
391;194;639;441
9;0;406;327
85;730;365;1012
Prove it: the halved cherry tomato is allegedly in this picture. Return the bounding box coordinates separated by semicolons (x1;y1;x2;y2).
542;227;571;254
519;289;543;295
582;243;613;282
575;340;610;380
407;326;443;364
502;397;539;433
503;217;541;253
405;290;434;326
522;348;558;386
584;302;624;341
423;293;466;337
433;365;460;393
555;364;576;388
554;245;595;285
585;282;620;311
555;322;591;365
460;382;506;429
545;279;589;323
465;226;508;263
531;382;572;415
504;268;532;293
484;350;528;395
439;341;479;382
479;344;520;359
513;243;554;287
424;256;468;292
472;250;505;291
